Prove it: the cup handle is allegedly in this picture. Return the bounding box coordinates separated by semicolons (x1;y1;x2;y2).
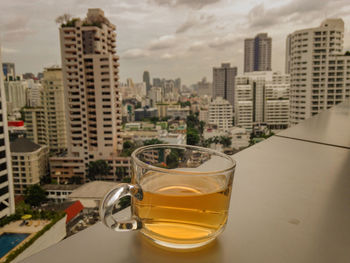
100;183;143;231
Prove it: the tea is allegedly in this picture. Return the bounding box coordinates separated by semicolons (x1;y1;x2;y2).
133;172;231;245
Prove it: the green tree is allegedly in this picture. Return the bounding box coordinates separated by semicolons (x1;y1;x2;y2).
150;117;159;124
220;136;232;148
186;114;199;129
135;102;142;109
199;121;205;135
187;128;200;145
24;185;47;207
143;139;165;146
68;176;82;184
115;167;127;181
166;151;179;169
87;160;111;181
121;141;136;157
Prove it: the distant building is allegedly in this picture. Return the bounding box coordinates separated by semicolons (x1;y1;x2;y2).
2;63;15;81
244;33;272;72
143;71;151;95
0;54;15;217
153;78;162;87
4;80;27;113
26;80;42;107
213;63;237;107
24;67;67;152
22;73;36;80
235;71;290;132
197;77;212;97
208;97;233;131
167;106;190;120
199;109;209;123
10;138;49;195
286;18;350;126
134;107;158;121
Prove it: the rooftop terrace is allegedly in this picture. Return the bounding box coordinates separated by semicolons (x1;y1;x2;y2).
20;102;350;263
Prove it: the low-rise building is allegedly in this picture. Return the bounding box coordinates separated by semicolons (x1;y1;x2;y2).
167;106;190;120
43;184;80;203
10;138;49;195
208;97;233;131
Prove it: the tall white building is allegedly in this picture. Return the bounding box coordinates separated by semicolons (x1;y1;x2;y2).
0;49;15;218
286;18;350;125
26;80;42;107
235;71;290;132
4;80;27;113
208;97;233;131
50;9;127;183
244;33;272;73
213;63;237;107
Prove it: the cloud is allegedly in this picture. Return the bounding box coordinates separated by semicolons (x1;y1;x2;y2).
208;34;243;49
188;41;206;51
150;0;220;9
176;14;215;34
148;35;177;50
0;16;33;42
247;0;349;30
122;48;149;59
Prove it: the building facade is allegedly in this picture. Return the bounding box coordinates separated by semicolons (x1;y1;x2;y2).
2;63;15;81
213;63;237;107
208;97;233;131
235;71;290;132
26;80;42;107
11;138;49;195
286;18;350;125
4;80;27;113
24;68;67;152
51;9;125;182
0;52;15;218
143;71;151;95
244;33;272;73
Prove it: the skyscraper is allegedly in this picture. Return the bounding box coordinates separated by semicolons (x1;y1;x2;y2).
235;71;290;132
244;33;272;72
213;63;237;107
286;19;350;126
0;50;15;217
143;71;151;94
50;9;128;183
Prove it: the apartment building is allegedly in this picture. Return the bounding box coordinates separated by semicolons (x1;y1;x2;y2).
235;71;290;131
50;9;125;182
0;52;15;218
24;67;67;152
286;18;350;125
4;80;27;113
10;138;49;195
208;97;233;131
213;63;237;107
244;33;272;73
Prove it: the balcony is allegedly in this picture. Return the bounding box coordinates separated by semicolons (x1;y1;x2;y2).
19;102;350;262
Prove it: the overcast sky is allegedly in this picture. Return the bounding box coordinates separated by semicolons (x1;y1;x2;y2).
1;0;350;85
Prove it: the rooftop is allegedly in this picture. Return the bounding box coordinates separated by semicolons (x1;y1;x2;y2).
10;138;41;153
68;181;118;199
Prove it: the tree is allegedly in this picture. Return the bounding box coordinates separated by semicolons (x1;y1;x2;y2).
87;160;111;181
220;136;232;148
115;167;127;181
135;102;142;109
68;176;82;184
24;185;47;207
166;151;179;169
186;114;199;129
150;116;159;125
187;128;200;145
121;141;136;157
55;13;72;25
199;121;205;135
143;139;165;146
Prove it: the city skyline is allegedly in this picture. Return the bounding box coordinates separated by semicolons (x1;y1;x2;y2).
1;0;350;85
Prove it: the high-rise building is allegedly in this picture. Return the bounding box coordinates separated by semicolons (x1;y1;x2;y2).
197;77;212;97
0;51;15;218
10;138;49;195
153;78;162;87
26;80;42;107
235;71;290;132
286;19;350;126
50;9;128;183
244;33;272;72
208;97;233;131
143;71;151;94
24;67;67;152
213;63;237;107
2;63;15;81
4;80;27;113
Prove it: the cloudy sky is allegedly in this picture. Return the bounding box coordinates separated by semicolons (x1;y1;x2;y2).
1;0;350;85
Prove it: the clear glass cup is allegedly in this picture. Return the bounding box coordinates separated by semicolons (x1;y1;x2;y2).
100;144;236;249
